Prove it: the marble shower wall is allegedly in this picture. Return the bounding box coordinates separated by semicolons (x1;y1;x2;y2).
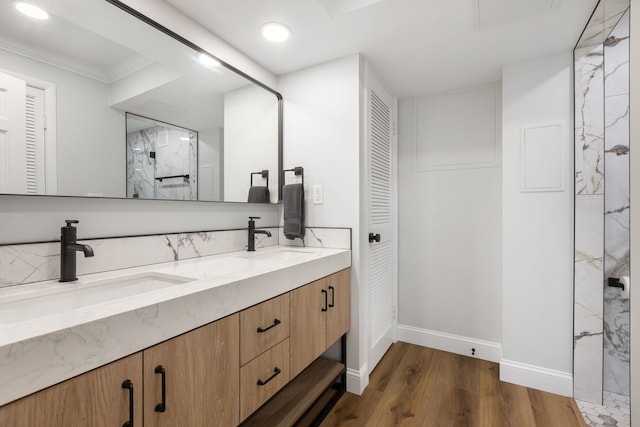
574;3;630;404
603;9;630;397
574;42;605;404
127;125;198;200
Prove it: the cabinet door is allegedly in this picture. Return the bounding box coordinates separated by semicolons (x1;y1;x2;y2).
289;277;327;378
143;313;239;427
0;353;143;427
326;268;351;346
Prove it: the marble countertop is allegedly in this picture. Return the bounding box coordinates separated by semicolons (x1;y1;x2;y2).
0;246;351;406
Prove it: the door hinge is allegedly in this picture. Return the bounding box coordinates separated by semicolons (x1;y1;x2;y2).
392;121;397;136
393;305;397;320
44;114;47;131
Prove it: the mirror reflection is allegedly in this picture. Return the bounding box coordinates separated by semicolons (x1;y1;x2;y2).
0;0;280;202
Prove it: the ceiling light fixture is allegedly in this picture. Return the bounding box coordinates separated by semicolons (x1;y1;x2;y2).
261;22;291;43
14;1;49;20
198;53;221;68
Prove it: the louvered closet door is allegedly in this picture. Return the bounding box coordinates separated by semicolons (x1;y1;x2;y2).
366;70;397;373
25;86;46;194
0;72;27;193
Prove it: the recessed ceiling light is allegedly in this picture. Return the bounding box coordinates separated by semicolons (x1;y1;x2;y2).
14;1;49;20
198;53;221;68
261;22;291;43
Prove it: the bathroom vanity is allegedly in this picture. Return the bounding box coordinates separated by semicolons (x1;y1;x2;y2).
0;246;351;426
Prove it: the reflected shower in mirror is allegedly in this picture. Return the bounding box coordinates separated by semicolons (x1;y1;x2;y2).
126;114;199;201
0;0;281;203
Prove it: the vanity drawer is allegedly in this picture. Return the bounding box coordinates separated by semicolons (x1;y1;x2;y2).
240;293;290;365
240;338;290;421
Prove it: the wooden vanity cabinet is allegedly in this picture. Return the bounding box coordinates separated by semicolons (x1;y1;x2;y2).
143;313;239;427
0;268;350;427
0;315;239;427
290;268;351;378
0;352;143;427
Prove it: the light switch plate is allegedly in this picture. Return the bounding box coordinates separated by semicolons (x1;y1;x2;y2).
313;185;323;204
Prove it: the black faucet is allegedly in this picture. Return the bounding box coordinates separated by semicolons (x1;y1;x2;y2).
60;220;94;282
247;216;272;252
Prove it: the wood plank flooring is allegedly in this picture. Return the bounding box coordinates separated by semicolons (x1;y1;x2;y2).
320;342;587;427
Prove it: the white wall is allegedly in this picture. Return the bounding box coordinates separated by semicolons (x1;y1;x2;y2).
501;52;574;395
277;55;364;391
629;2;639;423
198;127;224;201
397;85;502;360
224;84;279;203
0;49;124;197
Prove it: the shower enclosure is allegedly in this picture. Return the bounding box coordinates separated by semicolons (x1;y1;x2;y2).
126;113;198;200
574;0;631;425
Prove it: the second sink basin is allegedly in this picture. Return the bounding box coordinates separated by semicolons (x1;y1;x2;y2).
0;272;194;324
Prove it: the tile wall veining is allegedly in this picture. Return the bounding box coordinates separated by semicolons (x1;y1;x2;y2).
0;227;351;288
574;41;606;404
574;4;630;405
278;227;352;249
603;9;630;397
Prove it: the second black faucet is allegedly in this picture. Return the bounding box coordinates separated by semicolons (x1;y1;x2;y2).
60;220;94;282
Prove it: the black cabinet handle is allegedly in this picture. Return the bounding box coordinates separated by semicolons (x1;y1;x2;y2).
257;367;282;386
321;289;328;312
257;318;281;333
369;233;381;243
328;286;335;308
154;365;166;413
121;379;134;427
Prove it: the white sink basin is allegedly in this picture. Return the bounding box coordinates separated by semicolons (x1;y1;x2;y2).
0;272;194;324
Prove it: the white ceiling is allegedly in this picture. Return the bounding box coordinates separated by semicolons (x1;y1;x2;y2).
164;0;598;97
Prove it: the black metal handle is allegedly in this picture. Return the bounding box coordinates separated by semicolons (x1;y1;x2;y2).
155;174;190;182
321;289;328;312
122;379;134;427
154;365;166;413
369;233;381;243
328;286;335;308
257;318;281;333
608;277;625;290
257;367;282;386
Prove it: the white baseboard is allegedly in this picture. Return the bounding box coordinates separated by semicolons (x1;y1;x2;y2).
500;359;573;397
397;324;502;363
346;364;369;395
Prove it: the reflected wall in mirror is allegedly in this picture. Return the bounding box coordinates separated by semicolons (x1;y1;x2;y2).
0;0;281;202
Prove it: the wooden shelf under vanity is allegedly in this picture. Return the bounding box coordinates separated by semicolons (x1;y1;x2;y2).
240;357;346;427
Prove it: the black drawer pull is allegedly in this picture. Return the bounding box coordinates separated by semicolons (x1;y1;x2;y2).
154;365;166;413
321;289;328;312
122;379;134;427
257;367;282;386
257;318;281;333
328;286;335;308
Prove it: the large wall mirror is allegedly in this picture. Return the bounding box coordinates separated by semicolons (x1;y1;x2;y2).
0;0;282;203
